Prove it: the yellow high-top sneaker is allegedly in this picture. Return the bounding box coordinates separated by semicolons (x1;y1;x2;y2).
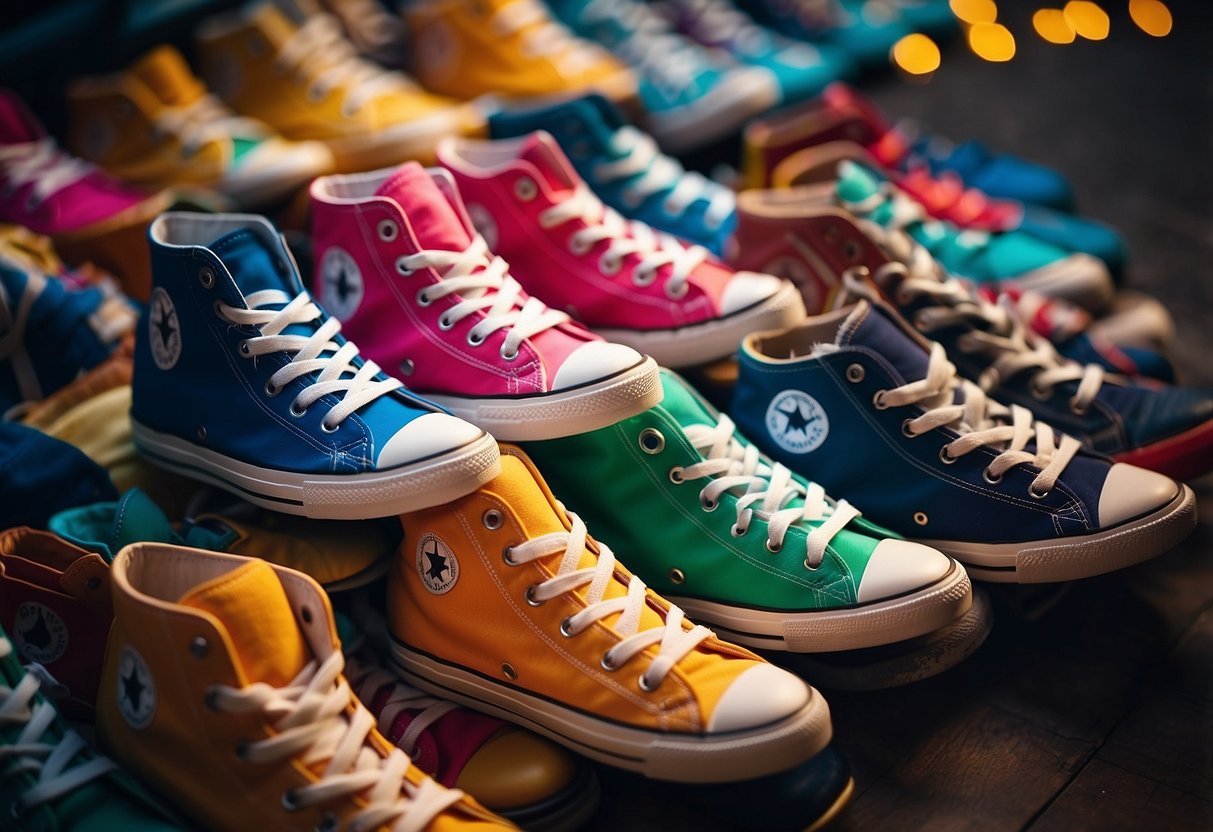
97;543;514;831
67;46;333;210
389;445;831;783
404;0;637;103
196;0;484;171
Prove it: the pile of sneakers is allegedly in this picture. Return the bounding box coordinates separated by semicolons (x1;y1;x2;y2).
0;3;1208;830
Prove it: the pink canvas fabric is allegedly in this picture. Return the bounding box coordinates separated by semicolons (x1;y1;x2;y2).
0;89;156;235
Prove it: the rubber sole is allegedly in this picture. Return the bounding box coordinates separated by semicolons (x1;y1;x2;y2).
805;776;855;832
667;560;973;653
596;282;806;367
131;420;501;520
423;357;662;440
389;640;833;783
650;67;781;154
919;484;1196;583
1113;420;1213;483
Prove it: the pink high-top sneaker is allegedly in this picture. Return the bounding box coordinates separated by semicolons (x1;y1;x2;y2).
436;131;805;367
309;162;660;440
0;89;170;300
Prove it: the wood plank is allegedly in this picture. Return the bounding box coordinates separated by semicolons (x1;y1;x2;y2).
1029;759;1213;832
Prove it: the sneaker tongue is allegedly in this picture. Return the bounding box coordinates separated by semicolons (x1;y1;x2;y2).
517;133;579;197
657;369;718;430
208;228;292;298
375;163;472;252
0;90;46;144
837;300;929;384
129;46;205;107
50;488;179;563
179;560;307;688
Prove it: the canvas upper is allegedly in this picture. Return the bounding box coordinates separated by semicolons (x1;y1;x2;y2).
736;0;909;69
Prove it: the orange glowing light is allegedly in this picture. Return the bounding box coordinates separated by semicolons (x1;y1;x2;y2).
1129;0;1172;37
1033;8;1076;44
968;22;1016;61
1063;1;1110;40
891;33;942;75
948;0;998;25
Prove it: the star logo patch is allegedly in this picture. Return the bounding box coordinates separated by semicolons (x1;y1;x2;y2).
148;287;181;370
765;389;829;455
116;645;156;729
319;246;363;322
416;533;459;595
12;602;69;665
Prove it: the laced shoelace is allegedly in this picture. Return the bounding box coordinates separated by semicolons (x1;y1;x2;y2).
397;234;569;359
670;0;772;53
580;0;705;95
539;186;707;296
490;0;607;75
594;126;735;228
275;14;417;115
153;94;270;157
0;637;118;818
0;139;92;207
326;0;400;56
209;649;463;831
219;289;403;430
673;413;859;569
506;509;712;690
345;657;458;766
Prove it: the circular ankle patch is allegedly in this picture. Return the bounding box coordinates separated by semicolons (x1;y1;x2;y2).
417;533;459;595
12;602;68;665
148;287;182;370
116;645;156;730
319;246;364;321
765;389;829;454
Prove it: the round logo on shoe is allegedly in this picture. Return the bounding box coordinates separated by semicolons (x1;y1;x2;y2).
765;389;829;455
416;533;459;595
465;203;498;252
319;246;364;321
116;645;156;730
12;602;69;665
148;287;182;371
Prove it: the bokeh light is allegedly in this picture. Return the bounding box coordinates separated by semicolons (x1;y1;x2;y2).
891;33;942;75
1063;1;1110;40
1033;8;1076;44
1129;0;1173;37
968;22;1017;61
948;0;998;25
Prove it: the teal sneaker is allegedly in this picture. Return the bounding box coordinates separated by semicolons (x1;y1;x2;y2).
835;161;1114;312
548;0;780;152
526;368;973;653
737;0;909;70
0;625;183;831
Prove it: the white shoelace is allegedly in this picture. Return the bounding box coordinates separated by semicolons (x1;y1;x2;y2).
325;0;400;57
209;649;462;831
220;289;403;430
675;414;859;569
275;14;416;116
506;509;713;690
0;638;118;817
539;186;708;296
490;0;607;75
345;658;458;765
0;139;92;207
153;94;269;157
580;0;705;96
397;234;569;359
594;126;735;228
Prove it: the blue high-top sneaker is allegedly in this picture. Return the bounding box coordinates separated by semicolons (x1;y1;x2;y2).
131;212;500;520
489;94;738;255
731;298;1197;583
547;0;780;153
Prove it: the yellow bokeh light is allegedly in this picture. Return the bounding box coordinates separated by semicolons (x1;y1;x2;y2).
1033;8;1076;44
948;0;998;25
1129;0;1172;37
891;33;942;75
1063;0;1110;40
968;22;1017;61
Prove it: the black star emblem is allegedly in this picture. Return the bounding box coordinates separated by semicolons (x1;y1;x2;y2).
329;265;356;302
121;665;146;712
424;541;449;583
19;609;51;650
779;401;820;437
152;301;177;346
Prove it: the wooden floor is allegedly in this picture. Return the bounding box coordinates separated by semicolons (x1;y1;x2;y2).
586;2;1213;830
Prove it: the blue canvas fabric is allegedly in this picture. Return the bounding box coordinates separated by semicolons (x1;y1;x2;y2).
911;138;1074;212
0;422;118;530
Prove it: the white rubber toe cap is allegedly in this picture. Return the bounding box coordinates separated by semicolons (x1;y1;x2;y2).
720;271;785;315
856;539;954;603
1098;463;1179;527
377;412;484;468
551;341;644;391
706;663;810;733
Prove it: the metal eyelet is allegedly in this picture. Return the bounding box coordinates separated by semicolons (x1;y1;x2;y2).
264;380;280;397
701;497;718;512
300;606;314;624
765;539;782;553
503;663;519;680
234;741;251;761
668;467;684;484
197;425;207;442
282;790;301;811
1070;397;1088;416
399;359;415;376
319;420;339;434
559;617;575;637
846;363;865;383
665;282;689;299
913;511;929;526
289;402;307;418
600;653;617;671
638;674;658;692
514;177;538;201
416;290;432;307
395;257;413;276
199;266;216;288
239;341;252;357
872;390;890;410
632;270;656;287
804;558;820;571
982;468;1003;485
901;418;916;437
315;813;339;832
524;584;545;606
467;331;485;347
568;236;591;255
204;687;221;711
638;428;664;454
731;524;747;538
377;219;398;241
844;240;862;263
939;446;958;464
437;314;455;331
500;348;519;361
502;546;516;565
482;509;504;530
189;636;209;658
1028;485;1051;499
598;255;621;275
